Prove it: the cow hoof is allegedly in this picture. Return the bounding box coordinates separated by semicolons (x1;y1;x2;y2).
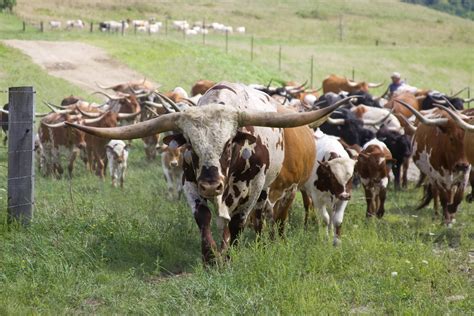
446;222;453;229
333;238;342;247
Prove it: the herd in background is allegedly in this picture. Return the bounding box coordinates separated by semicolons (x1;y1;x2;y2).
1;74;473;263
47;18;246;35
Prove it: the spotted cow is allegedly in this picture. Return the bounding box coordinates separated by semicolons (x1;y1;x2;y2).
357;138;395;218
302;129;356;245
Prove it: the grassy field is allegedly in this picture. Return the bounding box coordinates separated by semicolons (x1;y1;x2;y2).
0;0;473;313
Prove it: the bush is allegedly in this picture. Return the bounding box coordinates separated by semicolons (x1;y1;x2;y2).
0;0;16;12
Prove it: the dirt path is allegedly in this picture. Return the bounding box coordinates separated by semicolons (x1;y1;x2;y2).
2;40;156;93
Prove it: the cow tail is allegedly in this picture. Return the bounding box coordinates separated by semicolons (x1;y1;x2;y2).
416;183;433;210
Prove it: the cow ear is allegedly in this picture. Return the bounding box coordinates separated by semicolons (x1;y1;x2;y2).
233;131;257;146
358;152;370;160
157;144;167;154
163;133;186;147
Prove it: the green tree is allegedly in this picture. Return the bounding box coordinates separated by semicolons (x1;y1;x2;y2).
0;0;17;12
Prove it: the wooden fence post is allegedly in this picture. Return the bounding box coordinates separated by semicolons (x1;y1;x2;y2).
278;45;282;71
202;18;206;45
90;22;93;33
22;21;26;32
352;67;355;81
40;21;44;32
7;86;35;226
310;55;314;89
165;18;168;36
121;21;125;36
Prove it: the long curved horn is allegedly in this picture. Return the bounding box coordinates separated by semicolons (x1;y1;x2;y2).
394;99;448;126
182;98;197;107
362;109;393;126
286;80;308;93
326;117;345;125
0;109;8;115
76;107;102;118
117;111;141;120
238;96;355;128
155;92;181;112
346;78;359;87
84;113;108;124
463;98;474;103
92;91;125;100
396;114;417;135
0;109;47;117
95;81;116;90
42;121;66;128
144;105;160;118
368;81;384;88
435;104;474;132
145;100;167;110
43;101;72;114
65;112;181;140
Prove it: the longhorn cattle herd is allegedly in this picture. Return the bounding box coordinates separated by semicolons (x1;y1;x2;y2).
1;74;472;263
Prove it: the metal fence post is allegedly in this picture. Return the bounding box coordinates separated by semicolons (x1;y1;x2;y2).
225;30;229;53
7;86;35;226
310;55;314;89
121;21;125;36
90;22;93;33
251;36;254;61
278;45;282;71
40;21;44;33
22;21;26;32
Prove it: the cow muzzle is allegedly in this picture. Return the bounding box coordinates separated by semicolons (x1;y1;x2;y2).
198;180;224;198
454;163;469;173
338;192;351;201
170;160;179;168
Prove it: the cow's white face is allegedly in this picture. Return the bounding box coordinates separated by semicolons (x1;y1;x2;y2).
176;104;240;197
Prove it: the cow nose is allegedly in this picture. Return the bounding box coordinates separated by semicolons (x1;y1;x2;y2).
454;163;469;173
170;161;178;167
78;142;86;149
198;181;224;197
338;192;351;201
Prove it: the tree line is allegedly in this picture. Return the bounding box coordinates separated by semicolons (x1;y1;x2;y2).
402;0;473;20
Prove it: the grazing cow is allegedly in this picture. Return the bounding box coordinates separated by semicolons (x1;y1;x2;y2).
49;21;61;29
160;135;185;198
319;108;375;147
395;100;470;225
357;139;395;218
66;20;84;29
236;26;246;34
67;82;351;263
302;130;356;245
38;113;87;178
435;106;474;203
322;74;383;94
191;79;215;96
106;140;129;188
376;127;412;190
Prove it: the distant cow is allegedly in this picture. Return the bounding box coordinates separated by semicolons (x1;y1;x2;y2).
66;20;84;29
191;79;215;97
106;140;129;188
160;135;185;198
322;74;383;94
49;21;61;29
357;139;395;218
302;130;356;245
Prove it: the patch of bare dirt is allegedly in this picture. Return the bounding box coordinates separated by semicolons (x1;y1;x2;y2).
2;40;156;93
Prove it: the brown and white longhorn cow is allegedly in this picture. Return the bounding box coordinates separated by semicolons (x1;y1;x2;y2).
322;74;383;94
395;100;470;226
67;82;351;264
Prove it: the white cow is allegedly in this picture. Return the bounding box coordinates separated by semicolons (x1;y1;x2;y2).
66;20;84;29
106;140;129;188
49;21;61;29
302;129;356;246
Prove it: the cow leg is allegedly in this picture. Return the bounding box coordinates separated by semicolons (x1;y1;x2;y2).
364;187;375;218
67;148;79;178
416;173;426;188
163;167;175;198
402;157;409;189
229;213;245;246
184;182;217;264
432;186;440;218
251;190;270;235
376;187;387;218
301;190;313;229
273;189;296;237
332;200;348;246
466;170;474;203
216;216;230;254
392;163;401;191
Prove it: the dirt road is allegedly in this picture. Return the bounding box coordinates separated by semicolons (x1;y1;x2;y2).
2;40;156;93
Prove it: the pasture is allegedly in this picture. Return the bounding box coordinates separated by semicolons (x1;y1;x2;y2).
0;0;473;313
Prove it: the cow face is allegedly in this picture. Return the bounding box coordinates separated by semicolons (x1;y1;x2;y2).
316;157;355;200
168;105;255;198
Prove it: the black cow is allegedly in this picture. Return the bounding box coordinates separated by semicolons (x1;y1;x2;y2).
319;108;375;147
1;103;8;145
347;90;382;108
314;92;345;109
421;92;464;111
376;127;412;190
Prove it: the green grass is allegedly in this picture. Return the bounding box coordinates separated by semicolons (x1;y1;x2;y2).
0;1;473;313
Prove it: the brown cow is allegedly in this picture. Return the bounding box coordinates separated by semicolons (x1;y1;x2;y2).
96;79;154;94
191;79;215;97
322;74;382;94
38;113;87;178
435;106;474;203
357;139;395;218
396;100;470;226
160;134;185;198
